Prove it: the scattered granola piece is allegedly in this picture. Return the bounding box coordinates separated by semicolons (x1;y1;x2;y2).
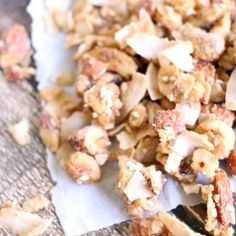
213;169;235;226
64;151;101;183
0;24;30;68
196;119;235;159
154;109;186;135
227;146;236;176
191;148;219;179
22;195;49;213
52;69;75;86
0;206;52;236
130;215;169;236
89;47;137;79
4;65;35;81
176;24;225;61
128;104;148;128
8;119;30;145
199;104;235;127
39;86;63;101
68;125;110;165
117;156;166;217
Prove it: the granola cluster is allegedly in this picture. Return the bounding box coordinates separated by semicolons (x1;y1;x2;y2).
39;0;236;235
0;24;35;80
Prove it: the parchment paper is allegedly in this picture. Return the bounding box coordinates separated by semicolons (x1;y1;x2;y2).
27;1;209;235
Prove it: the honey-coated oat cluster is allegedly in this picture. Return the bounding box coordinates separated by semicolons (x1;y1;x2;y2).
39;0;236;235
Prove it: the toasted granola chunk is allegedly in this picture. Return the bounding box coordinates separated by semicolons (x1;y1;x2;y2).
64;151;101;183
177;24;225;61
117;156;166;217
68;125;110;165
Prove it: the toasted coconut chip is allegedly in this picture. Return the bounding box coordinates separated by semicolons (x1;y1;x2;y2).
159;211;204;236
115;9;156;47
164;152;183;174
22;195;49;213
60;112;89;139
116;131;137;150
146;63;163;100
226;68;236;111
181;183;201;195
175;102;201;126
0;207;52;236
173;131;214;157
158;41;194;72
120;72;146;119
126;33;169;60
8;119;30;145
123;171;153;202
52;70;75;86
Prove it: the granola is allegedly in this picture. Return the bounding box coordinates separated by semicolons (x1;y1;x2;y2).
39;0;236;234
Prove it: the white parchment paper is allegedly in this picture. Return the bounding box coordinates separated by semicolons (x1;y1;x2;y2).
27;1;207;235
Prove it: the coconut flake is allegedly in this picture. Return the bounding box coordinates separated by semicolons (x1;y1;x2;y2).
158;41;194;72
61;112;89;139
0;207;52;236
120;72;147;119
159;211;203;236
173;131;214;157
175;102;201;126
116;131;137;150
115;9;155;47
226;67;236;111
8;119;30;145
146;63;163;100
123;171;153;202
126;33;169;60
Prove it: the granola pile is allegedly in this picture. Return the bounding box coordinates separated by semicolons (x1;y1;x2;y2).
39;0;236;235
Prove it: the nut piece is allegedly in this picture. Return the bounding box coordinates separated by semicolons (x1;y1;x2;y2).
8;119;30;145
213;169;235;226
130;216;169;236
68;125;110;165
227;146;236;176
79;54;107;79
64;152;101;183
0;24;30;68
22;195;49;213
128;104;148;128
196;119;235;159
154;109;185;135
4;65;35;81
177;24;225;61
39;128;59;152
89;47;137;79
52;70;75;86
